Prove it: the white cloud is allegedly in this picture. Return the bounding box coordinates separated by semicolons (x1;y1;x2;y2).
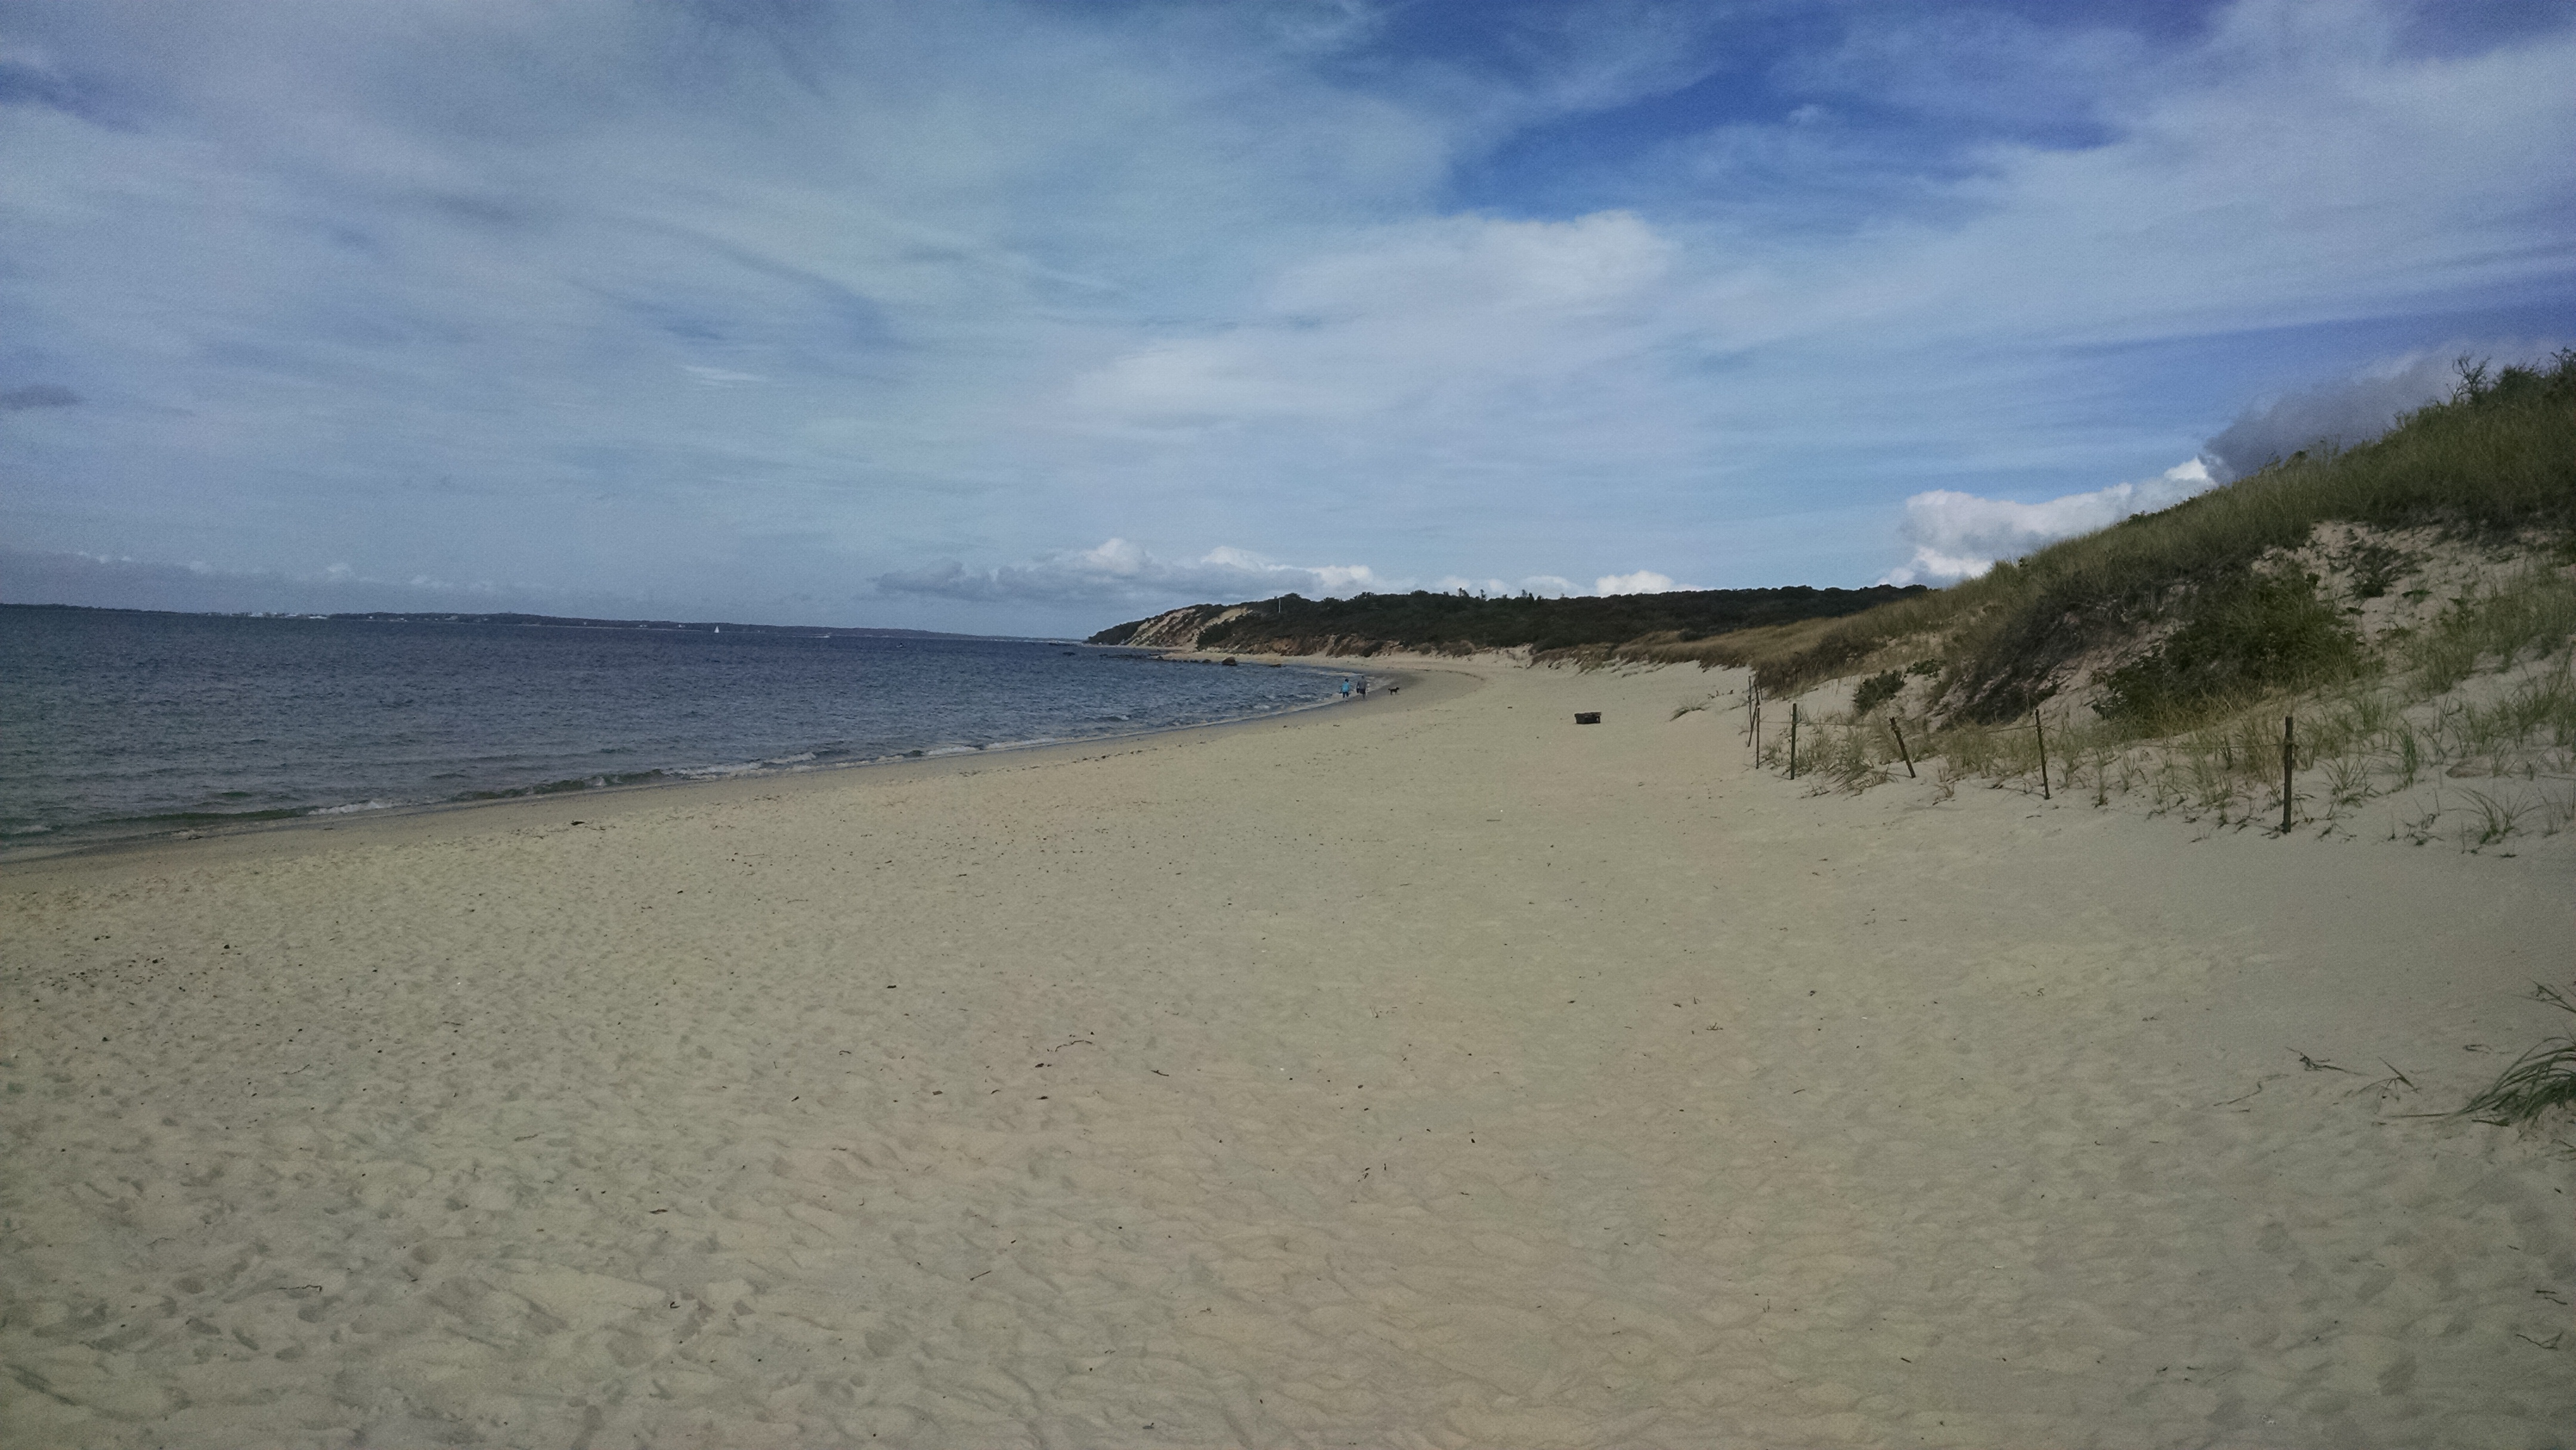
1880;459;2216;585
1594;569;1679;595
1431;574;1596;598
1066;210;1679;427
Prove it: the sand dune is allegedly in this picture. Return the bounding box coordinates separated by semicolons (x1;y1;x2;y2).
4;660;2571;1448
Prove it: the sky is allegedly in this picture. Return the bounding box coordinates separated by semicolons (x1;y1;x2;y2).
2;0;2571;637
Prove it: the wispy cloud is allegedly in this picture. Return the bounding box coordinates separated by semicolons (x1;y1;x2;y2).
1065;210;1680;430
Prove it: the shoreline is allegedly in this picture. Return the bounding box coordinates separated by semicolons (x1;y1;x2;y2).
0;658;1450;873
4;656;2567;1446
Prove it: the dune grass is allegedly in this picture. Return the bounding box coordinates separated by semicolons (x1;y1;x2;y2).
1739;559;2576;851
2460;983;2576;1127
2405;558;2576;692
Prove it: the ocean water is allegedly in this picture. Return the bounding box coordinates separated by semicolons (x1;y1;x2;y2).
0;606;1351;853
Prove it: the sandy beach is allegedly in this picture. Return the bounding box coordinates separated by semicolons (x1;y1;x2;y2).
4;658;2570;1449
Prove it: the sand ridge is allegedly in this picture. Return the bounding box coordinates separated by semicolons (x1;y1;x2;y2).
2;660;2570;1448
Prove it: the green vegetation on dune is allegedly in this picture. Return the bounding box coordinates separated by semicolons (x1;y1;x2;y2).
2094;572;2363;729
1647;350;2576;721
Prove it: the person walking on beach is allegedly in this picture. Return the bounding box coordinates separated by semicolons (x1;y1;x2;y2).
1340;677;1352;699
1357;678;1367;698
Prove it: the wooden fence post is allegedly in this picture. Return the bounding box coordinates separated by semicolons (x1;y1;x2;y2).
1888;717;1916;778
2033;711;2051;801
1788;703;1800;781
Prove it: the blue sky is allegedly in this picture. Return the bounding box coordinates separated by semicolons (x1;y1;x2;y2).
3;0;2571;636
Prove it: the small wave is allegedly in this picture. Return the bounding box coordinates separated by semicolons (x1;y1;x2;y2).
669;760;775;780
136;807;309;826
452;769;676;801
310;799;399;816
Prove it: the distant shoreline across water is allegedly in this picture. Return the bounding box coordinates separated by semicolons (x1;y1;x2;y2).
0;605;1353;859
3;600;996;642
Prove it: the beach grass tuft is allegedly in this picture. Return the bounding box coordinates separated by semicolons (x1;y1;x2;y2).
2460;983;2576;1126
2406;565;2576;693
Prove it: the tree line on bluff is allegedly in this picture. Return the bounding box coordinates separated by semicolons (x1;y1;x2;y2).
1086;584;1928;656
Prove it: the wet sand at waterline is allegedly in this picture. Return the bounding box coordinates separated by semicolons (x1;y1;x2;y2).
4;659;2570;1448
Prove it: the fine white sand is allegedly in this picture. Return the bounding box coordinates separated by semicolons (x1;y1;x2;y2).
4;659;2571;1448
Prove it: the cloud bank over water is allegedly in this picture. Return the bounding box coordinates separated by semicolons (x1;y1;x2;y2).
0;548;549;618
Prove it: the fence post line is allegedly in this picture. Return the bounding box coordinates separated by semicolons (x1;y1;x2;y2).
2281;714;2295;835
1788;702;1799;781
1888;717;1916;779
2033;710;2051;801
